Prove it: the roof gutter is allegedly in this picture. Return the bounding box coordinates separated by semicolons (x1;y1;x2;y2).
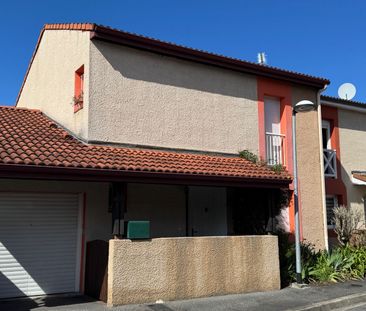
0;164;291;188
321;100;366;114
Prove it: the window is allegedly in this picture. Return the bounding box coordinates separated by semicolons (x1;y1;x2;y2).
326;195;338;228
322;120;337;178
74;65;84;112
322;120;331;149
264;97;285;166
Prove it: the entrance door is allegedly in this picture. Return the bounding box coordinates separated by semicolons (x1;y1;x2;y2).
188;186;227;236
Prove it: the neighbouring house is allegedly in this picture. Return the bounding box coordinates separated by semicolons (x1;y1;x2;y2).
320;95;366;245
0;23;329;305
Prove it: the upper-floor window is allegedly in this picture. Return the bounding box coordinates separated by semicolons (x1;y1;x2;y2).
73;65;84;113
264;97;285;166
322;120;337;178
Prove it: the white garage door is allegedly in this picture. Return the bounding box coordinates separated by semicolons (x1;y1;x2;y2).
0;193;81;299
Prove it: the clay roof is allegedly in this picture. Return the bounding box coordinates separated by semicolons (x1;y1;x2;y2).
16;23;329;104
0;106;291;185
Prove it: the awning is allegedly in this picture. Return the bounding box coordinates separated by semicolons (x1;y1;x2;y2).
352;172;366;185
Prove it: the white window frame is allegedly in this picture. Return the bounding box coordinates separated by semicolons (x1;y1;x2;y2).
322;120;331;149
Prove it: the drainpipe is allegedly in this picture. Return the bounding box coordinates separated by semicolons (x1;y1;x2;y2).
317;85;329;251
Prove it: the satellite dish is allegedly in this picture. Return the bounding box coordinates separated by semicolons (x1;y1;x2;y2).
338;83;356;100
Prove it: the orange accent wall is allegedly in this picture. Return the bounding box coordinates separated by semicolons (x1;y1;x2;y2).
257;78;293;173
321;105;347;203
257;77;295;232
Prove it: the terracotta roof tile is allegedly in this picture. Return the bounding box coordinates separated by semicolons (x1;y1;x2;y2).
0;106;291;183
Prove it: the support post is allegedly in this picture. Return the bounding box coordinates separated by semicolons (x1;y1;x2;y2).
292;111;302;284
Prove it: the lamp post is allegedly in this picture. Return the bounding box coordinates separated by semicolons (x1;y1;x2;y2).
292;100;317;284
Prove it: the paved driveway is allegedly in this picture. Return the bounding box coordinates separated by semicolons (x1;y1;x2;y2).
0;296;171;311
1;280;366;311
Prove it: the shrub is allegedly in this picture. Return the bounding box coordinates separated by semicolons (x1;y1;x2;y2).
277;232;318;286
333;205;362;245
271;164;285;174
350;229;366;247
238;150;258;163
309;250;345;283
277;232;366;286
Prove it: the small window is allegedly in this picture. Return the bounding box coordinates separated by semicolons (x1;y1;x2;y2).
322;120;331;150
326;195;338;228
73;65;84;113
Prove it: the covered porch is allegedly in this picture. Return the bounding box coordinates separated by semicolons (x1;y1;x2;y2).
0;105;292;305
87;174;292;306
0;170;291;305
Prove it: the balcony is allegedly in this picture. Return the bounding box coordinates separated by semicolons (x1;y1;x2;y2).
324;149;337;178
265;132;286;166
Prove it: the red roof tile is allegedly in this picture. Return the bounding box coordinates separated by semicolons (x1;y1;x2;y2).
0;107;291;184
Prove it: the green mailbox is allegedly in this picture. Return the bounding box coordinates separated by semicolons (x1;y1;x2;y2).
127;221;150;239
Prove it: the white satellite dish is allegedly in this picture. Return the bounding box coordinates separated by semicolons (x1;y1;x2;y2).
338;83;356;100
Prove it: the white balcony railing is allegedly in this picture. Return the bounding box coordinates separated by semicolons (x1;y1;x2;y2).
324;149;337;178
265;132;286;166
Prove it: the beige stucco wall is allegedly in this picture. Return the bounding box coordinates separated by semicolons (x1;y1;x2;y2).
293;87;326;249
0;179;111;243
125;183;186;237
89;40;259;154
107;235;280;306
338;109;366;221
17;30;90;139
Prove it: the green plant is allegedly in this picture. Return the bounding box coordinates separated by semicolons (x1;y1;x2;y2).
277;232;318;286
308;245;366;284
277;233;366;286
271;164;285;174
309;250;344;283
238;150;258;163
338;245;366;279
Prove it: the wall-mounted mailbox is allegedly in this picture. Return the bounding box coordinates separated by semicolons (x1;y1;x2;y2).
127;221;150;239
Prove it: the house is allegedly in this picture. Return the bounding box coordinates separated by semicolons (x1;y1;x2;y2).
320;95;366;245
0;23;329;305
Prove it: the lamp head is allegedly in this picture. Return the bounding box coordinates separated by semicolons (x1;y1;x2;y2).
294;100;316;113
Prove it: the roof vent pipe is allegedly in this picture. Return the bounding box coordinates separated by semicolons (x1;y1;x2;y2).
257;52;267;65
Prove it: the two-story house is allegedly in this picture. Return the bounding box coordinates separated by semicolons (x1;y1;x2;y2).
320;95;366;245
0;23;329;305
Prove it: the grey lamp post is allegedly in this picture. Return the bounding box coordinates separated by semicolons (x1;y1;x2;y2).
292;100;317;284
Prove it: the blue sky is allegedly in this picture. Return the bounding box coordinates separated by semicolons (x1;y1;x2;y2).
1;0;365;105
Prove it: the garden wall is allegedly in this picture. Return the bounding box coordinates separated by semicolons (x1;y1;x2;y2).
107;236;280;306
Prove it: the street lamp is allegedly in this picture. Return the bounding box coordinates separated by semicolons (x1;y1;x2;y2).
292;100;317;284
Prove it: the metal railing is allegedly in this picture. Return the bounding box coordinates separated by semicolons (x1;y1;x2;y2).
265;132;286;166
324;149;337;178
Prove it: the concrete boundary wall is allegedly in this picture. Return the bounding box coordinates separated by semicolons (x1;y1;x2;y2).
107;236;280;306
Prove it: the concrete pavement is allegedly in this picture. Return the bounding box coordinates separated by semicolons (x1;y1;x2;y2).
1;280;366;311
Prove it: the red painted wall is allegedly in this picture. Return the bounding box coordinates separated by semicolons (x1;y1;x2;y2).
321;105;347;204
257;78;295;232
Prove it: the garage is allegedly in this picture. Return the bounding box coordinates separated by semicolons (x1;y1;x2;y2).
0;193;82;299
